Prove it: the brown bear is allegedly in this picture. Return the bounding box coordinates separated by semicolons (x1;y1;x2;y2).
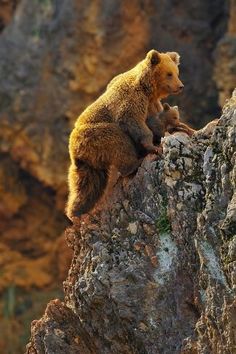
66;50;184;220
148;103;195;144
136;103;194;157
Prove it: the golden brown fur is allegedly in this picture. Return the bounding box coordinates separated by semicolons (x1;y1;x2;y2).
67;123;139;219
66;50;183;219
136;103;194;156
159;103;195;137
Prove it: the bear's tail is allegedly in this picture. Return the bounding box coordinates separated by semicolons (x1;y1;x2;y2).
66;160;108;219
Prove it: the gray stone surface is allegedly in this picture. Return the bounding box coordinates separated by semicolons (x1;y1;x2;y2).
27;93;236;353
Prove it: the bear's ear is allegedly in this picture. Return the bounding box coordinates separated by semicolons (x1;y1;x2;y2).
163;103;171;111
166;52;180;66
173;106;179;111
146;50;161;66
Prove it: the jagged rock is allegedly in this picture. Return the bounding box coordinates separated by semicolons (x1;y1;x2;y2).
26;299;93;354
26;92;236;353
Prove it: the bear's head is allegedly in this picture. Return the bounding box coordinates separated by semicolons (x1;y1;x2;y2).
159;103;180;129
144;50;184;99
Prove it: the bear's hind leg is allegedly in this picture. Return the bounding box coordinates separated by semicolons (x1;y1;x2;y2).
112;137;141;177
117;158;141;177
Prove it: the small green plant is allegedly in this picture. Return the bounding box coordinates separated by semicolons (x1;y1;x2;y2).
156;204;171;234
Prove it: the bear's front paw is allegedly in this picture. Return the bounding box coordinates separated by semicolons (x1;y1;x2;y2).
143;143;162;155
153;145;163;155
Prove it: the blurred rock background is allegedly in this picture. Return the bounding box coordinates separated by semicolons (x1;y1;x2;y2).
0;0;235;353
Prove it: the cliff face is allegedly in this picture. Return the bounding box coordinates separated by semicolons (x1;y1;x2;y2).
27;92;236;354
0;0;235;352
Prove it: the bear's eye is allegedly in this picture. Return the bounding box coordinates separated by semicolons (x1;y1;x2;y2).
167;72;173;77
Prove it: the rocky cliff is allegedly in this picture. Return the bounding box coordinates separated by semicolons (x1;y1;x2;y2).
26;92;236;354
0;0;235;352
